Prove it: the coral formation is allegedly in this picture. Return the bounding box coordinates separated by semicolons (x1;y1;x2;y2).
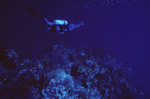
0;45;143;99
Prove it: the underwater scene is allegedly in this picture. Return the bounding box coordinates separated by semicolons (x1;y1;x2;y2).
0;0;150;99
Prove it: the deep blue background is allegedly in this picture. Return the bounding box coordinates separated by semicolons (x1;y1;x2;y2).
0;0;150;98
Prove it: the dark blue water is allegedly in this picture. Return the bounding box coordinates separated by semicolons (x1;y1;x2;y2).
0;0;150;98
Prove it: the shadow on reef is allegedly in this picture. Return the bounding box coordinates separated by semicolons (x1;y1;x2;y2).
0;44;143;99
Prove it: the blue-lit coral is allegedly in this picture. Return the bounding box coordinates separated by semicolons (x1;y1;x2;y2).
0;45;143;99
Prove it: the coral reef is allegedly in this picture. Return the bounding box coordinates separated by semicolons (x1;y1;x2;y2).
0;45;143;99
